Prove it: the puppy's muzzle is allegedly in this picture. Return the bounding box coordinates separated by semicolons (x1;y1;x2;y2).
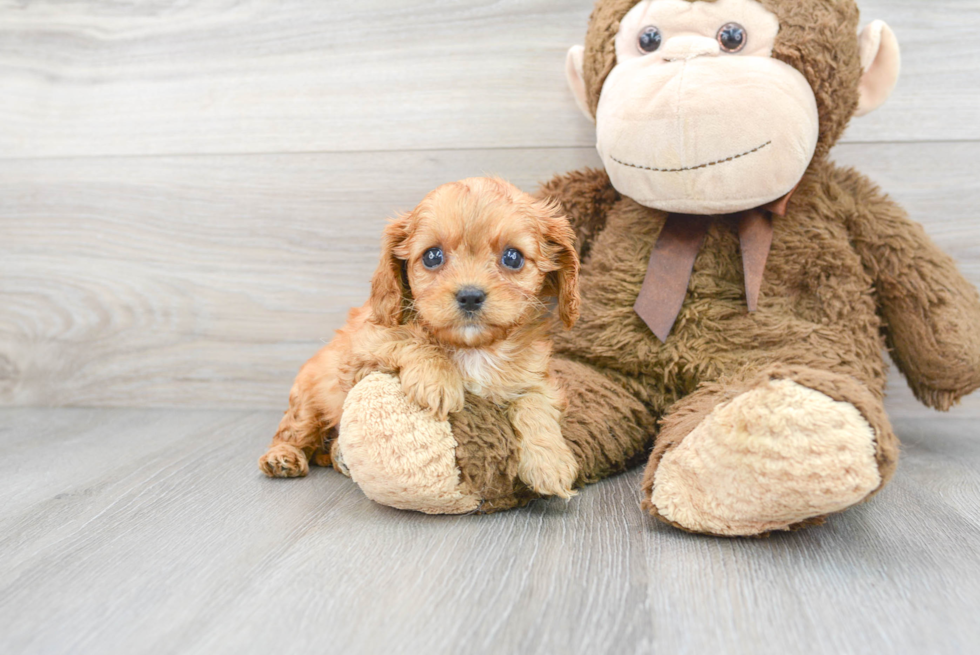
456;287;487;315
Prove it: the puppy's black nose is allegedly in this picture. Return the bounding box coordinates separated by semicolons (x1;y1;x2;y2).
456;287;486;313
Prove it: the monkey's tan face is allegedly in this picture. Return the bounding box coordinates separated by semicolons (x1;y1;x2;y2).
595;0;819;214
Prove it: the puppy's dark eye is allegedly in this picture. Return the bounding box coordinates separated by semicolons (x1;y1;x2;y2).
717;23;746;53
638;26;662;54
501;248;524;271
422;247;444;269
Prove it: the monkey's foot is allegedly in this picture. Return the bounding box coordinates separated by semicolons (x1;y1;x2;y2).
338;372;481;514
648;379;881;536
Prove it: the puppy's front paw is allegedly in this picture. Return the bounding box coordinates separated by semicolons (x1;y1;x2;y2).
399;367;465;420
518;441;579;500
259;443;309;478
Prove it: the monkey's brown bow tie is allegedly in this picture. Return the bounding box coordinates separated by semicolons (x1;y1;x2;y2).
634;191;794;343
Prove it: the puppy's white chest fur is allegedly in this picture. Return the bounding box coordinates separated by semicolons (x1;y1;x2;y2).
452;347;511;399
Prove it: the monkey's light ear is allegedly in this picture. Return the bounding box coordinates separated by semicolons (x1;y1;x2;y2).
855;20;900;117
565;45;594;122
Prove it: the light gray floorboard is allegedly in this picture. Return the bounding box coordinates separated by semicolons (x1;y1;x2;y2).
0;409;978;655
3;142;979;415
0;0;977;159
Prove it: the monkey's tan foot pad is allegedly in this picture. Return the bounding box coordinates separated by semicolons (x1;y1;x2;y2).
650;379;881;536
338;372;481;515
259;443;309;478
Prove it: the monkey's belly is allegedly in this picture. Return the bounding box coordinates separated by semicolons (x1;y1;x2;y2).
555;217;885;392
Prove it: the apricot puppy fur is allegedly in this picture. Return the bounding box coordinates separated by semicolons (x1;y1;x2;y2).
259;177;582;498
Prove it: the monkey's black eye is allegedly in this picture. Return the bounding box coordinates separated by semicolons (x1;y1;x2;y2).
422;247;444;269
637;26;662;54
717;23;746;53
501;248;525;271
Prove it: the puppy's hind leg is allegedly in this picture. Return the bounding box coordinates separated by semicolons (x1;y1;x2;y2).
509;389;579;499
259;397;323;478
260;352;346;478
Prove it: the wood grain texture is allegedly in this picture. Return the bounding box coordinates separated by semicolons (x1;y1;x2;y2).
0;0;978;159
2;142;979;414
0;147;601;408
1;0;978;415
0;408;978;655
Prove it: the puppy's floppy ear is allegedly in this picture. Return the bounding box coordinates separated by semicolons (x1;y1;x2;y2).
369;212;413;327
536;200;581;329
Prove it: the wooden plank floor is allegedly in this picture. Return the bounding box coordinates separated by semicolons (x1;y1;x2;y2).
1;408;979;655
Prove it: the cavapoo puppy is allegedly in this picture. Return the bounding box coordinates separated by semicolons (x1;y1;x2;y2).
259;177;582;498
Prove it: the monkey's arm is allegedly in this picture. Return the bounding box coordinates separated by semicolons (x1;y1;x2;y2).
837;167;980;410
536;168;620;260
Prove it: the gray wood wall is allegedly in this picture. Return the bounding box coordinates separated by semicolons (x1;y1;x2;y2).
1;0;978;417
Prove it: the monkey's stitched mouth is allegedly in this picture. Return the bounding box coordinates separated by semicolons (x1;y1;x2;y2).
610;141;772;173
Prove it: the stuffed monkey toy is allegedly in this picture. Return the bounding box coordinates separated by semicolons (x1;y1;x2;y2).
292;0;980;536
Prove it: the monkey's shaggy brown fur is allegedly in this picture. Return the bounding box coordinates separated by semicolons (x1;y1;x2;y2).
443;0;980;532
